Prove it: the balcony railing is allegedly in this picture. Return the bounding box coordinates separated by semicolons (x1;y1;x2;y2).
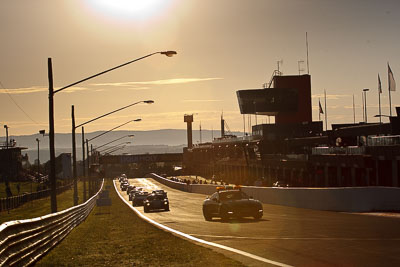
312;146;366;155
368;135;400;146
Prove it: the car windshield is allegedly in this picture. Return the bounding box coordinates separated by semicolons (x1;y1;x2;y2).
147;194;165;201
219;191;247;201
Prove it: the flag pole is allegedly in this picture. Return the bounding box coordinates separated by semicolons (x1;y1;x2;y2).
388;63;393;117
324;90;328;131
352;94;355;124
389;80;392;117
318;97;321;121
378;76;382;124
362;91;365;122
306;32;310;74
379;92;382;124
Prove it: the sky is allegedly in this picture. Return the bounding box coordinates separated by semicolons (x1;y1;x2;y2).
1;0;400;137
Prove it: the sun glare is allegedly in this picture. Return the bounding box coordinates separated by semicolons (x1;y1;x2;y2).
88;0;169;20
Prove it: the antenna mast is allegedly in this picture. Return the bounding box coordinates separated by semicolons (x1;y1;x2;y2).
306;32;310;74
200;121;202;143
298;60;305;75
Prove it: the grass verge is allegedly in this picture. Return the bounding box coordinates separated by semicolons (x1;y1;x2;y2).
36;179;244;267
0;181;87;225
0;181;38;198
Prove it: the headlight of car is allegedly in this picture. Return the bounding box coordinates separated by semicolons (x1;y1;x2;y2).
164;201;168;205
146;203;150;206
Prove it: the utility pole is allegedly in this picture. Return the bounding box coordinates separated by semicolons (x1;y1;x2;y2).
352;94;355;124
71;105;78;205
36;138;40;175
86;139;90;196
82;126;86;201
48;58;57;213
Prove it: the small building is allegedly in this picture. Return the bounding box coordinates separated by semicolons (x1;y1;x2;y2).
56;153;72;180
0;140;27;182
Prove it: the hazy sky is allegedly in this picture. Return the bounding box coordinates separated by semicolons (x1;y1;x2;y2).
1;0;400;137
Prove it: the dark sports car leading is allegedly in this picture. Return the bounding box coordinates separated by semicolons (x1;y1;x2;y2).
202;186;263;221
143;192;169;212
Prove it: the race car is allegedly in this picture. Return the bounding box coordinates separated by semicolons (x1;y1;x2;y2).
129;187;143;201
152;189;167;196
202;186;263;221
131;191;149;206
120;182;129;191
126;185;136;195
143;193;169;212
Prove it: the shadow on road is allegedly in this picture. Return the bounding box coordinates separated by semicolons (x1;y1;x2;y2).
210;218;269;224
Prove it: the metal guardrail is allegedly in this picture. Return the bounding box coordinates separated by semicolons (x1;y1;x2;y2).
0;179;104;266
311;146;366;155
369;135;400;146
0;184;73;213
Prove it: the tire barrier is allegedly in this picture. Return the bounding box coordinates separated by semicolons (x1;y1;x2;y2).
0;179;104;266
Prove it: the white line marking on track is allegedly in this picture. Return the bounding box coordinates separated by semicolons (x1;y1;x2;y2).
133;178;160;191
189;234;400;241
114;180;293;267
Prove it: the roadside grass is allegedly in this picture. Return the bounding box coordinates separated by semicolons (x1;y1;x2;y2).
0;181;38;198
36;179;244;267
0;181;86;225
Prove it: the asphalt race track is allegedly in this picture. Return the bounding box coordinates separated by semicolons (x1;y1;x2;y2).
116;178;400;267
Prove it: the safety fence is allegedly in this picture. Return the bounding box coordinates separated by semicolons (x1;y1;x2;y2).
0;179;104;266
0;183;73;213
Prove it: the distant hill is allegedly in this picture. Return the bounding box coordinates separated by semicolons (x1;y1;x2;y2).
7;129;243;163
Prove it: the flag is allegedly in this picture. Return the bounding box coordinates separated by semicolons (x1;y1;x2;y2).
319;100;324;114
388;63;396;91
378;73;382;94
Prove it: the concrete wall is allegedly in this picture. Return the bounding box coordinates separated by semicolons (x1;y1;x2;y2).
149;173;400;212
147;173;189;192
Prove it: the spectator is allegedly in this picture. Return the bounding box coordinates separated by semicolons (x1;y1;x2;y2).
5;184;12;198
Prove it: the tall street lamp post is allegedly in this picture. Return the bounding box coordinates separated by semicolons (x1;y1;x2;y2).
94;134;135;151
87;119;141;144
47;50;176;212
34;138;40;198
86;119;139;196
103;143;130;155
98;141;131;154
72;101;151;204
82;126;86;201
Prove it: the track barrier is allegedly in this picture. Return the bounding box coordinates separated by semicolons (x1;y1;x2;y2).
148;173;400;212
0;179;104;266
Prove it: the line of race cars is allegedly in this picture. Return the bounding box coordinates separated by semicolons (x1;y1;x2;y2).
119;175;169;212
118;175;263;221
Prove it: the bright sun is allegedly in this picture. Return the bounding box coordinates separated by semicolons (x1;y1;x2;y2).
88;0;169;20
